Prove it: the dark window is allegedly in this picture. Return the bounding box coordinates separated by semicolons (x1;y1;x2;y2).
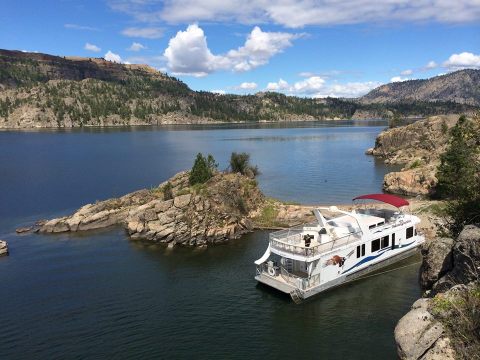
361;244;365;256
406;227;414;239
381;236;389;249
357;245;361;258
391;233;396;249
371;239;380;252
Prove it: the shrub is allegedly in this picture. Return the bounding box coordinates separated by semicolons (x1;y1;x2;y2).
189;153;217;185
229;152;260;178
435;115;480;236
162;182;173;200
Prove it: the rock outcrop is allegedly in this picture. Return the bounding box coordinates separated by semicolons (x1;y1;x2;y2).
368;115;479;196
39;171;264;247
395;225;480;359
0;240;8;256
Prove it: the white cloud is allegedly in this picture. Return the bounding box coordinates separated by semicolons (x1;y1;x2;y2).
163;24;298;76
110;0;480;28
443;52;480;70
211;89;226;94
315;81;381;98
84;42;101;52
122;27;163;39
65;23;98;31
400;69;413;76
292;76;325;93
264;76;378;98
104;50;122;63
127;42;147;51
390;76;410;82
237;82;258;90
425;60;438;69
266;78;289;90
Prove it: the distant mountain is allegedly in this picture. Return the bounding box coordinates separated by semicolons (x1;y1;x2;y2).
0;49;477;128
360;69;480;106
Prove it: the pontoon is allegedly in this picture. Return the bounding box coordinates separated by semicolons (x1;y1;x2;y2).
254;194;425;303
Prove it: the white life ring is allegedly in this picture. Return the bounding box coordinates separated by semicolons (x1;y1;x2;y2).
268;266;276;276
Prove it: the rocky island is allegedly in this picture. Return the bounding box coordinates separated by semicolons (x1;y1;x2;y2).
36;153;314;247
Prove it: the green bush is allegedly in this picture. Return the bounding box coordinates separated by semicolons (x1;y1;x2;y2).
435;115;480;236
229;152;260;178
189;153;217;185
162;182;173;200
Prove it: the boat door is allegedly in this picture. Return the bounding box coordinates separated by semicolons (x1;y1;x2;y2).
391;233;396;249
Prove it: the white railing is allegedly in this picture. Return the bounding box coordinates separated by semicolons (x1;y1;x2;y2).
269;230;362;258
257;264;321;290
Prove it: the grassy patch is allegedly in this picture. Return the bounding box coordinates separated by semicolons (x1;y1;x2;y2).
408;159;423;169
418;202;447;216
430;284;480;359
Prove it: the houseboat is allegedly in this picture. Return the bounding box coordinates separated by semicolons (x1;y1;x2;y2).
254;194;425;303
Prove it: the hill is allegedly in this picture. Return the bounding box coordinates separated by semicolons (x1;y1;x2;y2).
360;69;480;106
0;49;477;128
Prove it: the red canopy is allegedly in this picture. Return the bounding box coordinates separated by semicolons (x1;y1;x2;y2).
353;194;409;208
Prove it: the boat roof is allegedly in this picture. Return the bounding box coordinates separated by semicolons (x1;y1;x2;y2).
353;193;409;208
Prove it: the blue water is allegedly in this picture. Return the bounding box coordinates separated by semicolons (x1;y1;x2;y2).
0;121;420;359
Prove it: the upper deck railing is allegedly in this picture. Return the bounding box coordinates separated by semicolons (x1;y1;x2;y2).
269;223;362;258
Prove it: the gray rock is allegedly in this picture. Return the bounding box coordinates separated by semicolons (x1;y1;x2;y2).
420;237;454;290
0;240;8;256
174;194;191;208
144;209;158;222
157;211;175;225
433;225;480;293
395;300;445;360
155;199;173;213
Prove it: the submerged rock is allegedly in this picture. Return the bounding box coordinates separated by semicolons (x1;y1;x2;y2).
15;226;33;234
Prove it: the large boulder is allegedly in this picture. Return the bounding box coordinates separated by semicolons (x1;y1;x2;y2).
394;299;446;360
420;237;454;290
0;240;8;256
433;225;480;293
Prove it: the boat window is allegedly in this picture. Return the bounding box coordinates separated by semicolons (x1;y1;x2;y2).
371;239;380;252
369;224;376;229
381;236;389;249
356;244;366;258
406;227;414;239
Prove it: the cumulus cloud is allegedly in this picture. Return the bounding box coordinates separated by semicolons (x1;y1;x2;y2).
264;76;379;98
390;76;410;82
110;0;480;28
84;42;101;52
400;69;413;76
127;42;147;51
237;82;258;90
443;52;480;70
425;60;438;69
104;50;122;63
211;89;226;94
122;27;163;39
266;78;289;90
292;76;325;93
163;24;298;76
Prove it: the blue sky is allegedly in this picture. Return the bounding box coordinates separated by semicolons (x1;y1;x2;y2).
1;0;479;97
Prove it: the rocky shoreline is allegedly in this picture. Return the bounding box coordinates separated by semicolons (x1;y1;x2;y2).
394;225;480;359
34;170;316;247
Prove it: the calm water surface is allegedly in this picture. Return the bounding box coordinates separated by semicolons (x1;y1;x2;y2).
0;121;419;359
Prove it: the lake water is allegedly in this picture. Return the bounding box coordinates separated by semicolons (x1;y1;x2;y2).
0;121;420;359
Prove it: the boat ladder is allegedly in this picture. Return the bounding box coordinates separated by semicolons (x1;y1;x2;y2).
290;289;303;304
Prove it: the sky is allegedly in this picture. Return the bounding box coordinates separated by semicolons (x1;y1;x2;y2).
1;0;479;98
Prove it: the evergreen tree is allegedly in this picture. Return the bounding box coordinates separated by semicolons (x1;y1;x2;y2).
436;115;480;235
189;153;214;185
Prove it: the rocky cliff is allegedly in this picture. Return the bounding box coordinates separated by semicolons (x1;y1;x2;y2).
367;114;480;196
360;69;480;106
394;225;480;359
